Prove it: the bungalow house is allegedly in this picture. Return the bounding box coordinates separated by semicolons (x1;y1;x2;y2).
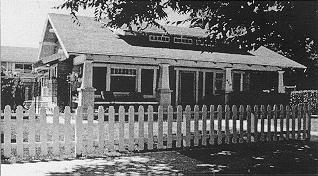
34;13;306;111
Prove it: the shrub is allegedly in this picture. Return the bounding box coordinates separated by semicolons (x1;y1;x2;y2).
290;90;318;115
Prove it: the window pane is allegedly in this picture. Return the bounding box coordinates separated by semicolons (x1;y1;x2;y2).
233;73;241;92
141;69;154;95
15;64;23;69
24;64;32;73
205;72;213;97
93;67;107;95
111;76;136;92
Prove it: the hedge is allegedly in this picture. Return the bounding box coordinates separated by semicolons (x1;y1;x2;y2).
290;90;318;115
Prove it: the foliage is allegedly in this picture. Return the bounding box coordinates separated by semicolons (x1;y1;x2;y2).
1;69;24;110
290;90;318;114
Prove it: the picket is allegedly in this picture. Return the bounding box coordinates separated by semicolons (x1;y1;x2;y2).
246;105;252;143
118;106;125;152
202;105;207;146
307;104;312;140
185;105;191;147
138;106;145;151
87;106;94;155
28;105;36;157
209;105;215;145
16;106;24;158
128;106;135;151
194;105;199;146
64;106;72;157
285;105;291;140
40;107;48;157
147;105;154;150
158;106;164;149
260;105;265;141
1;103;312;159
279;105;285;140
98;106;105;154
239;105;244;143
267;105;272;141
273;105;278;141
217;105;223;145
232;105;238;144
167;106;173;149
225;105;230;144
176;105;182;148
108;106;115;152
4;106;11;158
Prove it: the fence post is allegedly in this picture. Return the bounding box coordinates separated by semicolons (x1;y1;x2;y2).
232;105;238;144
202;105;207;146
28;105;36;158
217;105;223;145
64;106;72;157
267;105;272;141
260;105;265;141
16;106;24;158
194;105;200;146
253;105;259;142
75;106;83;157
128;106;135;151
176;105;182;148
225;105;230;144
147;105;154;150
40;107;48;157
185;105;191;147
209;105;215;145
4;105;12;158
98;106;105;155
239;105;244;143
246;105;252;143
119;106;125;152
167;105;173;149
285;105;291;140
138;105;145;151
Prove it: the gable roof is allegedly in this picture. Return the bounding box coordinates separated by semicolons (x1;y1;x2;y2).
44;13;306;69
1;46;39;63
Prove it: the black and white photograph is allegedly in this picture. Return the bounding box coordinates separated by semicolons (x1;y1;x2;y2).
1;0;317;175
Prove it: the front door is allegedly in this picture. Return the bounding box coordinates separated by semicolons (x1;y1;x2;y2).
179;71;195;104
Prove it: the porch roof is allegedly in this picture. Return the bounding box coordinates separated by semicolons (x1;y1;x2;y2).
46;13;306;69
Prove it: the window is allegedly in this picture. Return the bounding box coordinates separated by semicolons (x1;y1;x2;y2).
110;68;137;92
14;63;32;73
215;73;224;94
141;69;154;95
174;37;193;44
233;73;242;92
149;35;170;43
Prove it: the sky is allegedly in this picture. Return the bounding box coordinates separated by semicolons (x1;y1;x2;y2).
1;0;189;49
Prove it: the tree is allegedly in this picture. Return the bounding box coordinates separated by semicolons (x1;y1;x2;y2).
57;0;317;89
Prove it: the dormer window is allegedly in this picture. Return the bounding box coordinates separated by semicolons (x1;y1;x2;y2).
174;37;193;45
196;39;205;46
149;35;170;43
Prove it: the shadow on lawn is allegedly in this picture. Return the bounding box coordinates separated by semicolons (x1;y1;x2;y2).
43;141;318;175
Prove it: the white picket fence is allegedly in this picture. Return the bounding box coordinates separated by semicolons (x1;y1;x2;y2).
1;104;312;160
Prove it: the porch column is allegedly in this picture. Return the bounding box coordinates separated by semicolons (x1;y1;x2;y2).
225;67;233;104
157;63;172;108
278;70;285;93
78;59;95;111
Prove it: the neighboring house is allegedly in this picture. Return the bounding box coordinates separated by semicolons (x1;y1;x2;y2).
34;13;306;111
1;46;38;102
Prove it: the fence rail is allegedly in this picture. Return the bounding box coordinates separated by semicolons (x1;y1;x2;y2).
1;104;312;160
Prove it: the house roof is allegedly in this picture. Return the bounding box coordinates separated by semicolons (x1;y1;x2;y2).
1;46;39;63
45;13;306;69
